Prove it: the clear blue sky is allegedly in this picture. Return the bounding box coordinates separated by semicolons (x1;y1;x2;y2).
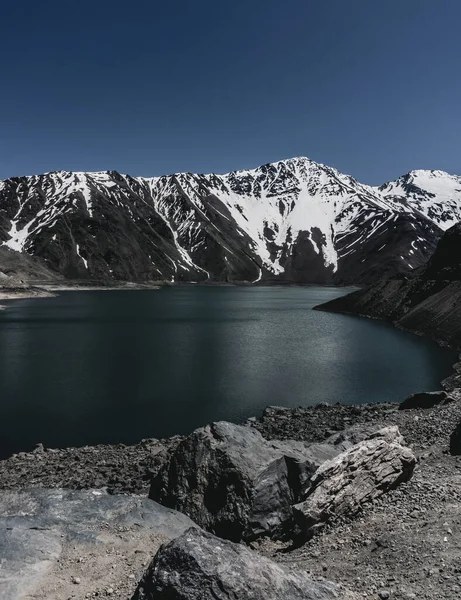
1;0;460;184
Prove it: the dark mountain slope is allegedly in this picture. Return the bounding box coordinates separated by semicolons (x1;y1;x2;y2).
315;223;461;349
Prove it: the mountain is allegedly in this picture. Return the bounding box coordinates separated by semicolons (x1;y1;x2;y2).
0;157;459;284
315;222;461;350
378;169;461;230
0;245;60;292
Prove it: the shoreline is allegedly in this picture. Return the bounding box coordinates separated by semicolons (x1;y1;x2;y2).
0;282;163;304
315;302;461;355
0;288;57;307
0;396;455;490
0;280;358;309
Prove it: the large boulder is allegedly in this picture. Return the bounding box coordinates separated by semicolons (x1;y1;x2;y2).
0;489;196;600
293;427;416;540
399;390;452;410
149;421;339;541
132;527;358;600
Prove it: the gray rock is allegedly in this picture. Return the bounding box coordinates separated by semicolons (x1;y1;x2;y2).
132;527;358;600
293;427;416;540
0;489;196;600
0;523;61;600
149;421;339;541
325;423;383;451
399;390;452;410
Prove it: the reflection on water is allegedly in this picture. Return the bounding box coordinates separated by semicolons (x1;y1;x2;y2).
0;286;456;457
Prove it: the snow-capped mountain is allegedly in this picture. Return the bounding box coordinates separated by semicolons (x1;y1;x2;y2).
0;157;459;284
378;169;461;231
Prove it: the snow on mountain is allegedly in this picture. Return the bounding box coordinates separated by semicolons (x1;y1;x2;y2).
379;169;461;231
0;158;459;284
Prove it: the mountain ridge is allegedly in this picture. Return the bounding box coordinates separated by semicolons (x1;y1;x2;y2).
0;157;459;284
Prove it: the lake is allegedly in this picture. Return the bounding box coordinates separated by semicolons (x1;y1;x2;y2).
0;286;456;458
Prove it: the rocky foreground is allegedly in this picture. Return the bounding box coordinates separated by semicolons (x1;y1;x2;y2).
1;387;461;600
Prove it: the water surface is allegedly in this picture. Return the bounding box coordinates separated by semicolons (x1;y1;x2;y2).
0;286;456;458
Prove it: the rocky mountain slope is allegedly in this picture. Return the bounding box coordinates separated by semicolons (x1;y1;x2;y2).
0;246;59;285
0;246;61;300
315;222;461;349
1;158;459;284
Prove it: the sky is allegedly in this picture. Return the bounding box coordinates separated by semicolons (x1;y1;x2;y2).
1;0;460;184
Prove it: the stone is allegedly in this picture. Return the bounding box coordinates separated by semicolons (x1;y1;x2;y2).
325;424;383;451
449;421;461;455
293;427;416;540
149;421;339;541
0;488;196;600
399;391;452;410
131;527;358;600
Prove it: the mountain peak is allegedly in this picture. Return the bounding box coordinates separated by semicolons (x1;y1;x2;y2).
407;168;456;178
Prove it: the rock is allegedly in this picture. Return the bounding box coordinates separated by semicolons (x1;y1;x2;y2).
0;521;61;600
399;391;452;410
132;527;358;600
0;489;196;600
293;427;416;540
149;421;339;541
325;423;383;451
366;426;406;444
449;421;461;455
250;402;400;445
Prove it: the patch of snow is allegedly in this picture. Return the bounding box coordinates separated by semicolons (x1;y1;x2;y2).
252;268;263;283
76;244;88;269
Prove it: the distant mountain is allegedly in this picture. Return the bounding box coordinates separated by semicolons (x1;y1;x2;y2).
0;157;459;284
378;169;461;230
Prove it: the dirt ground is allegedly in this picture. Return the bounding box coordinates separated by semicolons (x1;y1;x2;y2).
25;524;167;600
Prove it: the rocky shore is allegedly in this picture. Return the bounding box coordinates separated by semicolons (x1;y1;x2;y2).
1;389;461;599
1;395;457;497
0;281;164;304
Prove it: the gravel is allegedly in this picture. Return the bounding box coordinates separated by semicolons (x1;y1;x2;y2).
0;436;182;495
255;396;461;600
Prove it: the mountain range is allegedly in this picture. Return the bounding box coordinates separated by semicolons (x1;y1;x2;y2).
0;157;460;284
